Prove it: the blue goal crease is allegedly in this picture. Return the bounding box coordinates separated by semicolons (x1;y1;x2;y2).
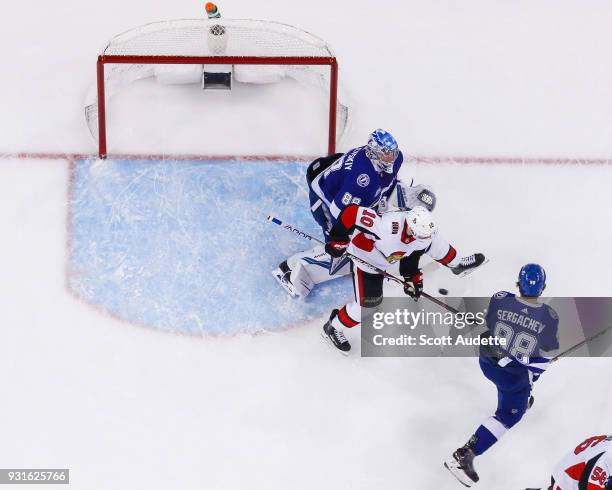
68;158;352;335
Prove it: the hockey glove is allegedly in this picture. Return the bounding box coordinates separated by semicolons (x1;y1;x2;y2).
403;270;423;300
325;239;349;258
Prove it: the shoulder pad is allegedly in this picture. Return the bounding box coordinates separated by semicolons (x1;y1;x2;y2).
546;306;559;321
338;147;361;171
351;148;375;165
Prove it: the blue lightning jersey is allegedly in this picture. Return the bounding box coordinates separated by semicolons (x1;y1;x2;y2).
309;146;403;227
483;291;560;374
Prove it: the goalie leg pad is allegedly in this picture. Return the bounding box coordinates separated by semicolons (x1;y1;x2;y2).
272;261;300;297
283;245;352;297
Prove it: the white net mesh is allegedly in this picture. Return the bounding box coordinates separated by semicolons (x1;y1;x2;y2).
84;18;350;151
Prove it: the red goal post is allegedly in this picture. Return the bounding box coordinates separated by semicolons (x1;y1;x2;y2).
86;19;349;159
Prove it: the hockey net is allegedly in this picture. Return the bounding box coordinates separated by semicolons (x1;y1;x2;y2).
84;19;350;158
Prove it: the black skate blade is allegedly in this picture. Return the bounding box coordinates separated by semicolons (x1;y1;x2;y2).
320;331;350;357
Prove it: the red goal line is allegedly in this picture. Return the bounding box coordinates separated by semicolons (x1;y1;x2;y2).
2;152;612;165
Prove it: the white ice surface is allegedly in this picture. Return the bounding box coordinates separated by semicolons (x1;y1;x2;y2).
3;158;612;490
2;1;612;489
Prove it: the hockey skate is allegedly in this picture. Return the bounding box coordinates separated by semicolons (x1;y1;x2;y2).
321;309;351;355
272;260;298;297
444;444;479;487
452;253;488;277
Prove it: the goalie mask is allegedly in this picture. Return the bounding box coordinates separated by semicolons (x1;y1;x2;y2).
366;129;399;173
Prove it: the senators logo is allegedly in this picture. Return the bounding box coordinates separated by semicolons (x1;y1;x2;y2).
386;252;406;264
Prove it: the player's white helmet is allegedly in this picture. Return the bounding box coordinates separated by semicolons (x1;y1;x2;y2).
405;206;437;239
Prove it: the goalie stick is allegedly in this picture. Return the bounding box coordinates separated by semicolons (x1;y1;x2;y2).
267;214;460;314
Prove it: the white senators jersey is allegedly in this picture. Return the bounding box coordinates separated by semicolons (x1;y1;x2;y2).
340;207;461;273
550;435;612;490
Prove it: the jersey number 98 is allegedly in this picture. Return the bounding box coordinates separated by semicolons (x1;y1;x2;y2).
493;321;538;363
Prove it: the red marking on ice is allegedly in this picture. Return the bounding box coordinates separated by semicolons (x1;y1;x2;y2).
4;152;314;162
3;151;612;165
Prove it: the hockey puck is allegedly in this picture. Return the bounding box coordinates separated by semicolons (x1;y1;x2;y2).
438;288;449;295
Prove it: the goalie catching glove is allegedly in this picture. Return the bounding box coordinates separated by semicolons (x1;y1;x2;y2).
403;270;423;300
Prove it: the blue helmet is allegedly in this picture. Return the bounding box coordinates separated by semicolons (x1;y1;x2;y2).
366;129;399;173
517;264;546;297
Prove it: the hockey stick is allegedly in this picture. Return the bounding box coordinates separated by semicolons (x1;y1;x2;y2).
551;326;611;363
267;214;459;314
